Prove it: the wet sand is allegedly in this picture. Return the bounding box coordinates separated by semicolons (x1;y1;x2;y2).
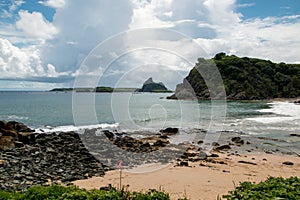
74;152;300;200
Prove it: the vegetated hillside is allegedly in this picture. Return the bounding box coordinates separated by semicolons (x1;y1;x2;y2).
169;53;300;100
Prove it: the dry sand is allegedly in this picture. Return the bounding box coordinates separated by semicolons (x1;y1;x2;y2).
73;152;300;200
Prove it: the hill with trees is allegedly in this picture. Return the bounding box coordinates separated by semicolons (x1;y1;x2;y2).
168;53;300;100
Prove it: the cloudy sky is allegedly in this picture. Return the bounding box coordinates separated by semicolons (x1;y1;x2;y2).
0;0;299;90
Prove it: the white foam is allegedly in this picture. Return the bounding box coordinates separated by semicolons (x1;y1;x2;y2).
6;115;29;120
35;123;119;133
246;101;300;124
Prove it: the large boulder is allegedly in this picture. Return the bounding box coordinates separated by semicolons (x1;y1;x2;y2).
0;136;15;150
7;121;34;132
0;120;35;150
160;127;179;135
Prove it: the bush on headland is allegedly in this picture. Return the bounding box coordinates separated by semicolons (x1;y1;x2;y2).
169;53;300;100
223;176;300;200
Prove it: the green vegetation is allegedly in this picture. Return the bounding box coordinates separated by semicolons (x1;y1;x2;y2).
50;88;74;92
1;177;299;199
223;176;300;200
180;53;300;99
95;86;114;92
0;185;170;200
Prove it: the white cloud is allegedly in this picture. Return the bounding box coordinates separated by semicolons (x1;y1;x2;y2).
38;0;66;8
0;38;69;79
16;10;58;41
195;15;300;63
41;0;134;72
237;3;255;8
1;0;300;89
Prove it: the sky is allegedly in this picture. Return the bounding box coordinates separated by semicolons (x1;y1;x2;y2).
0;0;299;90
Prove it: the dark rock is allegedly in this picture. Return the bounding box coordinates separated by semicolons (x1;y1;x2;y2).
159;135;169;139
7;121;34;132
199;151;208;160
282;161;294;165
212;142;219;146
160;127;179;135
140;142;150;149
184;152;198;157
18;132;36;144
209;154;219;158
103;130;114;140
294;100;300;104
153;140;168;147
238;160;257;165
179;161;189;167
215;145;231;151
290;133;300;137
231;137;244;145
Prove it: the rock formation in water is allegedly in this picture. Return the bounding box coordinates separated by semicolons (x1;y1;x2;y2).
136;77;170;92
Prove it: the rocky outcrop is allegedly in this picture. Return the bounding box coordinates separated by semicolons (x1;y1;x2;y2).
160;127;179;135
0;131;105;191
136;77;169;92
0;121;35;150
102;131;170;153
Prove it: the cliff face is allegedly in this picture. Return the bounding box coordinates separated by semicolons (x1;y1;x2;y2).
137;77;169;92
168;53;300;100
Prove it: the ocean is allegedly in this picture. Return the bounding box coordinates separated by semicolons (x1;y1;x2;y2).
0;91;299;152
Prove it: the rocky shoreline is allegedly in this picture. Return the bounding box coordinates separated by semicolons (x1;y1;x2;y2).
0;121;107;191
1;120;299;191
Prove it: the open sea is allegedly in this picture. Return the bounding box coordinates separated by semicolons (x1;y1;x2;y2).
0;91;299;153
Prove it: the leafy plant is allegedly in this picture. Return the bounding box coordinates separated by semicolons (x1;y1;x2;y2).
223;176;300;200
0;185;173;200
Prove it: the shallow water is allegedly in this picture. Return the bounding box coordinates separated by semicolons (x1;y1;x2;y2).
0;91;299;152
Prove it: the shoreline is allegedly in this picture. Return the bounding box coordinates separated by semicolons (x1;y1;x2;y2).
73;152;300;200
1;120;300;199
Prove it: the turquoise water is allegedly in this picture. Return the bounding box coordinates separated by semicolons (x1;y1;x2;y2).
0;91;299;142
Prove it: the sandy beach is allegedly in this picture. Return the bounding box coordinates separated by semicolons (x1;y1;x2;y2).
74;152;300;200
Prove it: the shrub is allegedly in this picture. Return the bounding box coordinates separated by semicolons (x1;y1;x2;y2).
223;176;300;200
0;185;172;200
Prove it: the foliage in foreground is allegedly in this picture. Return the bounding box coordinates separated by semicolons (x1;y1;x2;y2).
0;185;170;200
223;176;300;200
1;177;299;200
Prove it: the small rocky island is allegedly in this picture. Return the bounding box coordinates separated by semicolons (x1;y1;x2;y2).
136;77;172;93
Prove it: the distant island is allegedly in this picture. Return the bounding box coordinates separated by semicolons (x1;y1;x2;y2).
168;53;300;100
135;77;172;93
50;78;172;93
50;87;137;93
